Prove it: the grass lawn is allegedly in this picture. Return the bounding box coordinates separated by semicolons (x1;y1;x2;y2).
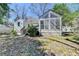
36;35;79;56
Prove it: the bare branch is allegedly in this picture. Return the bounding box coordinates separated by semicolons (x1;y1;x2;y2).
29;3;51;18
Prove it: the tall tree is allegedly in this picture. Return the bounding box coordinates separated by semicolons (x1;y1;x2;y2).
63;11;79;26
53;4;70;16
0;3;9;24
53;4;71;25
29;3;51;18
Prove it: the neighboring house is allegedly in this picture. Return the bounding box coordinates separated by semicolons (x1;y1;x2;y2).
14;10;62;35
0;18;13;34
14;17;38;35
0;24;13;34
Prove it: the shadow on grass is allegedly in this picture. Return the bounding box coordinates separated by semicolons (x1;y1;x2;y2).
49;38;79;50
65;38;79;45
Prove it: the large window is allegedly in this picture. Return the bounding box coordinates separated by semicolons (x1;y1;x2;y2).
50;18;60;30
45;20;49;29
50;19;56;29
40;20;44;29
40;20;49;30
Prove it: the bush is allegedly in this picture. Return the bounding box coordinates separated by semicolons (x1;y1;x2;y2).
27;24;39;37
73;35;79;41
11;29;17;36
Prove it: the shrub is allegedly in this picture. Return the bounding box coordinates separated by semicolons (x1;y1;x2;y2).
27;24;39;37
11;29;17;36
73;35;79;41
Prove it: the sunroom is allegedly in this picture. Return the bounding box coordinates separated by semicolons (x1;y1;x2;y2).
38;10;62;35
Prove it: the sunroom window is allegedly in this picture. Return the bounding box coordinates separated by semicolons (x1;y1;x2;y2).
45;20;49;29
40;20;44;29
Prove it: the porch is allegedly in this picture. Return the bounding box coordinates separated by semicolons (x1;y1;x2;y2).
38;18;62;35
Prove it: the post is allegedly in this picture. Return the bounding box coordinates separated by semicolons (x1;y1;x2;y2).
39;20;40;32
60;17;62;36
44;19;45;30
49;18;51;30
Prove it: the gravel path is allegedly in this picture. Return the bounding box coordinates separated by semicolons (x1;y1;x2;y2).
0;36;43;56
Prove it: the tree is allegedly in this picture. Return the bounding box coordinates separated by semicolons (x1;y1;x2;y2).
29;3;51;18
0;3;9;24
53;4;70;16
12;4;28;20
53;4;73;25
63;11;79;26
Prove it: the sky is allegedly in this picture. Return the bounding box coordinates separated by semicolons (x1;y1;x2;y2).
8;3;79;22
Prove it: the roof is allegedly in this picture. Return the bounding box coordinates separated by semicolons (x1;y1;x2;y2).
39;9;61;18
25;18;38;24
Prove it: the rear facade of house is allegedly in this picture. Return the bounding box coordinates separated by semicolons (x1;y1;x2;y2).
14;10;62;35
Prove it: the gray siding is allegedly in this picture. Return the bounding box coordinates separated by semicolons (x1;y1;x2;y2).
0;24;13;33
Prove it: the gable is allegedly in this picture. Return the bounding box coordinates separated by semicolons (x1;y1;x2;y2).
40;10;61;18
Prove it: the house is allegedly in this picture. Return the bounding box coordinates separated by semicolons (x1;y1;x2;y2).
0;24;13;34
14;17;39;35
14;10;62;35
0;18;13;34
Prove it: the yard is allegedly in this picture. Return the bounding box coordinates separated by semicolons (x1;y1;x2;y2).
0;35;44;56
0;34;79;56
34;35;79;56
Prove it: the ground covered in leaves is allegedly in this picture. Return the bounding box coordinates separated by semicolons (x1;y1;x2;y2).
0;35;44;56
0;35;79;56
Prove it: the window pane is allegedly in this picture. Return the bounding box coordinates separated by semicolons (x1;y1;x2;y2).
40;20;44;29
45;20;49;29
50;19;55;29
50;18;60;30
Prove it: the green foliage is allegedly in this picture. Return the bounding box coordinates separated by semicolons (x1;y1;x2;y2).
53;3;79;26
53;4;70;16
63;11;79;26
53;4;70;25
27;24;39;37
11;29;17;36
0;19;3;24
73;35;79;41
0;3;9;24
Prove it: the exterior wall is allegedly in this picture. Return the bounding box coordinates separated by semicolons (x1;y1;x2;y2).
41;31;60;36
39;10;62;35
39;18;61;36
14;19;24;35
14;19;39;35
24;19;39;28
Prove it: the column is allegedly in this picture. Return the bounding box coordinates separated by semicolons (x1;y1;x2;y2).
60;17;62;36
49;18;51;30
39;20;40;32
44;19;45;30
